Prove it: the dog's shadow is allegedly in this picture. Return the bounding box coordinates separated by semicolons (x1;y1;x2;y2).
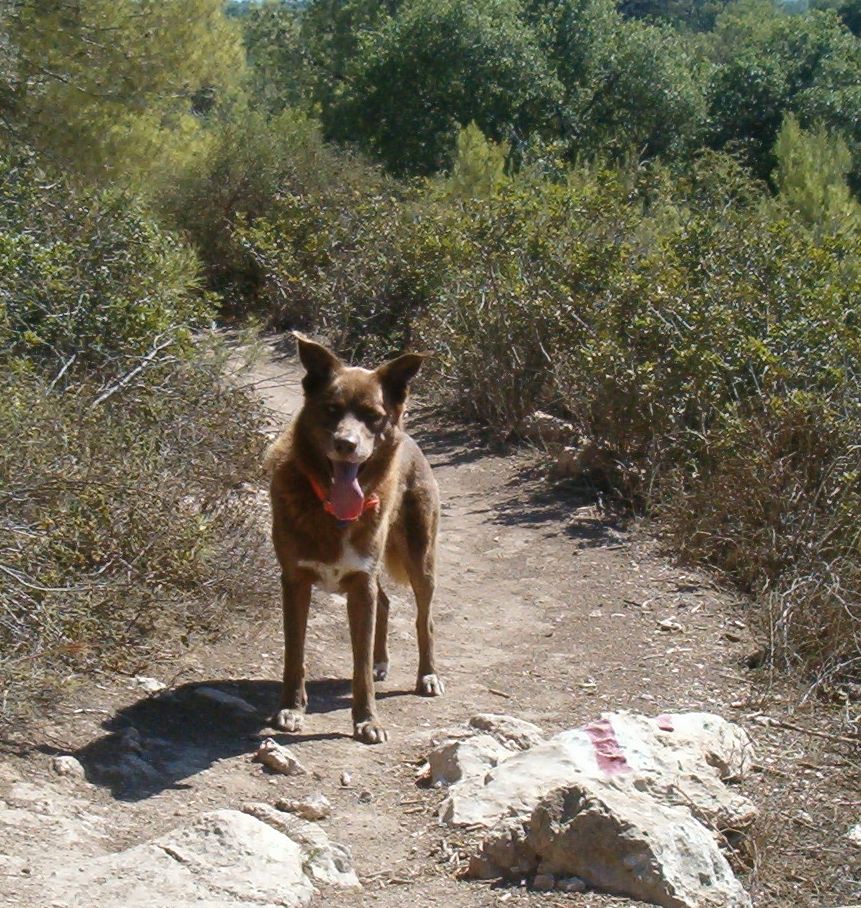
49;678;409;802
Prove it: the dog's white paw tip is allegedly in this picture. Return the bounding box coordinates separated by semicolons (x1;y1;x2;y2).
373;662;389;681
354;720;388;744
273;708;305;733
417;674;445;697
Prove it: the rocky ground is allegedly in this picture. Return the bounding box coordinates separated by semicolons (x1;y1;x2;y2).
0;340;858;908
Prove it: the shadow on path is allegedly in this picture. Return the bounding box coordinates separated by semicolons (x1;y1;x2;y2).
42;678;411;802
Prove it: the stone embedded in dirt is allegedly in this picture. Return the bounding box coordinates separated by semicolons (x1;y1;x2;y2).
133;675;166;694
518;411;575;446
551;439;615;481
532;872;556;891
43;809;315;907
51;755;85;779
276;793;332;821
1;781;107;862
429;714;545;790
118;725;144;754
558;875;586;893
847;822;861;847
432;711;756;908
340;771;352;787
468;714;545;751
193;685;258;715
430;734;511;787
243;802;360;889
252;738;308;776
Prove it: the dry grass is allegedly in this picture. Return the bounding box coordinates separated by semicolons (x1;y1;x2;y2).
0;342;271;725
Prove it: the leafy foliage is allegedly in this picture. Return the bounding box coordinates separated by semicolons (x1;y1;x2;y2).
3;0;861;701
0;157;209;381
2;0;245;186
325;0;561;175
707;5;861;186
0;157;268;719
772;113;861;233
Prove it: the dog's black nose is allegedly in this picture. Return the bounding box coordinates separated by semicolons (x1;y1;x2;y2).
334;436;358;455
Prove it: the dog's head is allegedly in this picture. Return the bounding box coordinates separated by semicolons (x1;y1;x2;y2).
294;333;426;472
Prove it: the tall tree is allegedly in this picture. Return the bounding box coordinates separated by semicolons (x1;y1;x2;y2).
326;0;562;175
708;4;861;184
528;0;707;163
5;0;245;185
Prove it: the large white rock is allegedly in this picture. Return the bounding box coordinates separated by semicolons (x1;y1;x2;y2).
242;802;359;889
43;808;357;908
434;712;756;908
441;711;756;833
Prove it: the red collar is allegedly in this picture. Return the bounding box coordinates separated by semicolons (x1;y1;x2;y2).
306;474;380;522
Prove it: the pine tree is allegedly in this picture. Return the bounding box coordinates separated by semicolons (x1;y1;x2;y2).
447;122;509;199
6;0;246;186
773;112;861;233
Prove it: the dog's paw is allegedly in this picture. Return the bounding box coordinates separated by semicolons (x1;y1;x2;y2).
373;661;389;681
354;719;388;744
272;708;305;733
417;673;445;697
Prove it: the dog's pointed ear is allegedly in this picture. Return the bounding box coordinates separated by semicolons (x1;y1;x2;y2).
376;352;429;406
294;332;343;393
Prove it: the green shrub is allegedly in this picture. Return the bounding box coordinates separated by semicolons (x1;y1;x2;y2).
0;155;210;382
156;107;385;316
0;357;268;715
0;157;269;721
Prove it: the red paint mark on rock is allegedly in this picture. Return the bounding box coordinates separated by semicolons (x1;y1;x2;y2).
656;714;674;732
584;717;631;775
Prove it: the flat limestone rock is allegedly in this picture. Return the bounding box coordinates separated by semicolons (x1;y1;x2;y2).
43;809;316;908
242;802;360;889
433;711;756;908
467;714;545;750
0;781;108;862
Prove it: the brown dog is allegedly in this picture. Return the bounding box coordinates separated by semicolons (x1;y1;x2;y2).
265;334;444;744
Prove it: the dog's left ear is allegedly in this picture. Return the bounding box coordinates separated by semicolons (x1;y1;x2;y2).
376;352;429;406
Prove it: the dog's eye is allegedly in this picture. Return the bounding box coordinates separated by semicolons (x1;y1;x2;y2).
360;408;386;427
326;403;343;417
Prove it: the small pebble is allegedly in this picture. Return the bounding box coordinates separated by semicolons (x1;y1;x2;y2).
275;793;332;821
558;875;586;893
51;756;85;779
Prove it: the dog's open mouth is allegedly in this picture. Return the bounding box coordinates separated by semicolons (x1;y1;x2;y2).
328;459;366;521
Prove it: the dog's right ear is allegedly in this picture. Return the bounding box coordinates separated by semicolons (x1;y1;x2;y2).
294;332;343;394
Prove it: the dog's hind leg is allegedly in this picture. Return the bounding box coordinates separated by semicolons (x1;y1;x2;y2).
408;554;445;697
274;572;312;733
373;582;390;681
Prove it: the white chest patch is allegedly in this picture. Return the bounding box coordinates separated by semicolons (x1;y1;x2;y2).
297;544;376;593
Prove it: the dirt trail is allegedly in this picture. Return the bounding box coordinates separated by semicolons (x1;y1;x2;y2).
1;341;857;908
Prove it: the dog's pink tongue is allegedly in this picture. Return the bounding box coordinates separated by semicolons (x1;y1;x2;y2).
330;461;364;521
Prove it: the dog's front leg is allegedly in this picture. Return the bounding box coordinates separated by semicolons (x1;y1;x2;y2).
274;571;312;733
344;572;388;744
